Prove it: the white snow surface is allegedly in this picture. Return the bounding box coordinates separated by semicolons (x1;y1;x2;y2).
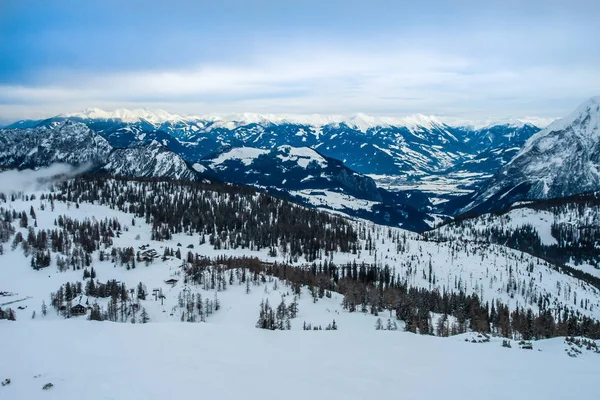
1;320;598;400
275;145;327;168
289;189;379;211
210;147;270;166
209;146;327;169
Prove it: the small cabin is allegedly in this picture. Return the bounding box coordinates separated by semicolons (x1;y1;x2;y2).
519;340;533;350
71;304;87;316
141;249;158;258
164;279;178;285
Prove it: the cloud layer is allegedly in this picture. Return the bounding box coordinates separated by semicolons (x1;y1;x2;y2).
1;0;599;123
0;163;93;194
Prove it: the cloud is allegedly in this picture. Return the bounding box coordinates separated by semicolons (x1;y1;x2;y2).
1;1;599;123
1;47;598;123
0;163;92;194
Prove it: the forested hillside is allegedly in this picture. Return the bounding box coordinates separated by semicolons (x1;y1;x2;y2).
1;176;599;339
428;193;600;284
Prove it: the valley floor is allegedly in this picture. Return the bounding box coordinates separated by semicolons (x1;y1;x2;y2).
0;320;597;400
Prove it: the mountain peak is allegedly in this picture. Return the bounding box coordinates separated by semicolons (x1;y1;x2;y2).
464;96;600;214
59;107;188;124
329;113;446;133
542;96;600;136
479;119;537;130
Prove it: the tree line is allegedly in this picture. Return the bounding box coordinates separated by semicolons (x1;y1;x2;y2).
44;175;358;263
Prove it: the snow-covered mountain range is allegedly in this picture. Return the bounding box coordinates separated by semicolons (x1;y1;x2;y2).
0;121;203;182
0;120;435;229
0;108;544;223
6;108;541;178
3;98;600;228
50;107;548;132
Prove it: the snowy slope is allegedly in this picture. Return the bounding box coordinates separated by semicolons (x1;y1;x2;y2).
428;195;600;278
1;178;599;327
202;145;378;199
210;147;270;166
1;320;598;400
0;175;599;400
436;208;560;246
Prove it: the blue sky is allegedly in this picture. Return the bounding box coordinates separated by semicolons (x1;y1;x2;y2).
1;0;599;123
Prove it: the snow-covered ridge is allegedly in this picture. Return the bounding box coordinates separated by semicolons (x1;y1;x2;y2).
275;146;328;168
211;147;270;166
209;146;327;169
533;96;600;142
57;108;450;132
462;118;553;130
479;119;541;130
54;108;550;133
59;108;191;124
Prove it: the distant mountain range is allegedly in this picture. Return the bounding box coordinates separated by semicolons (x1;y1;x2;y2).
0;121;202;182
5;109;543;178
2;99;599;230
0;120;435;230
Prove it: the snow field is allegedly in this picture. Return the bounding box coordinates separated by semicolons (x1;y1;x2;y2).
0;320;598;400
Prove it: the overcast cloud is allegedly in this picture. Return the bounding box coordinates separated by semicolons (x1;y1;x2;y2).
0;0;599;124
